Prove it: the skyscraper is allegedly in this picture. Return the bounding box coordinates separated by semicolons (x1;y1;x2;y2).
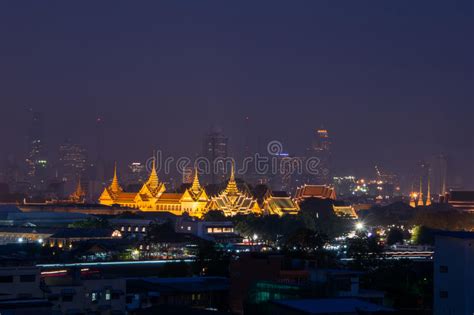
203;127;228;184
26;111;48;187
58;138;88;184
309;128;332;184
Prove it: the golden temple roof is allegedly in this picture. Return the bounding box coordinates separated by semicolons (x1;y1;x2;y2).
147;156;160;189
224;162;239;195
110;162;123;193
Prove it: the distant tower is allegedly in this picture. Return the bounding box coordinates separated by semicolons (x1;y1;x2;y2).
426;174;432;206
439;154;447;196
58;138;88;183
203;126;228;184
26;111;48;187
417;177;424;207
309;128;331;184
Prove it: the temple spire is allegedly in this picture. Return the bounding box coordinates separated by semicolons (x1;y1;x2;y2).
426;174;432;206
417;176;424;207
110;162;122;193
225;162;239;194
70;177;85;202
191;166;202;193
147;153;159;189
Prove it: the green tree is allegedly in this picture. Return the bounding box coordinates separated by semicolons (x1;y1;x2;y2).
411;225;435;245
68;217;109;229
347;235;384;270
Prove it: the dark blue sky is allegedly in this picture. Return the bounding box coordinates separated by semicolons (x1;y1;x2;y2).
0;1;472;185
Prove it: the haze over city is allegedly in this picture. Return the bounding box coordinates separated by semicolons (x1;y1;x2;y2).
0;1;472;186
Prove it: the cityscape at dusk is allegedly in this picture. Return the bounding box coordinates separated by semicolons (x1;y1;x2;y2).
0;1;472;315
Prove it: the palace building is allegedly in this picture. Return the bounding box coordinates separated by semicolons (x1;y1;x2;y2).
99;161;264;218
99;161;209;217
262;190;300;216
207;165;262;217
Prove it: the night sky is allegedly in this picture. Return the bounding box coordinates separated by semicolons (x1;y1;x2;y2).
0;1;472;185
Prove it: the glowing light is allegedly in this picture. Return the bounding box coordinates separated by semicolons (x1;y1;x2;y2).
355;222;364;231
18;237;24;243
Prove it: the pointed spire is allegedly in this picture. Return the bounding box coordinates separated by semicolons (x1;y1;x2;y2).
191;166;202;193
225;161;239;194
417;176;424;207
70;176;85;202
110;162;122;193
146;153;159;189
75;177;84;196
426;173;432;206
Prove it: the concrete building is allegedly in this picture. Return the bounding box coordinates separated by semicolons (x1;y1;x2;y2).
0;266;51;314
434;231;474;315
44;270;126;314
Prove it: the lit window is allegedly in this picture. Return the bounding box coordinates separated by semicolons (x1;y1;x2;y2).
105;290;111;301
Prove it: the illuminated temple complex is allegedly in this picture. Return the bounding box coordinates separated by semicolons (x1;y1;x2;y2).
98;161;302;218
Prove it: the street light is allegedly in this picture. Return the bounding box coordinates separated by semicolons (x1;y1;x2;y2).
355;222;364;231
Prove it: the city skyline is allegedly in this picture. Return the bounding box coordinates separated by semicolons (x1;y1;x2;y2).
0;1;472;187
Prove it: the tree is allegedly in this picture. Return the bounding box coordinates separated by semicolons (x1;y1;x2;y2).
386;228;404;245
347;235;384;270
283;228;327;252
411;225;435;245
193;240;230;277
144;221;176;243
203;210;227;221
299;198;351;237
68;217;109;229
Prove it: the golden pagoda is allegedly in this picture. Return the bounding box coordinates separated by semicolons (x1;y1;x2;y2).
134;156;182;214
99;163;136;207
69;177;86;203
180;167;210;218
425;175;432;206
416;177;424;207
208;163;261;217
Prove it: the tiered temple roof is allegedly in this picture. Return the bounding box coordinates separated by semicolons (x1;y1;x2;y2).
208;164;261;217
294;184;336;203
262;189;299;216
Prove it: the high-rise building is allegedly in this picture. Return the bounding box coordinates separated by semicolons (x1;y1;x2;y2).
25;111;48;187
333;176;356;197
126;162;147;184
309;128;332;184
182;166;194;184
58;139;88;184
203;127;228;184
